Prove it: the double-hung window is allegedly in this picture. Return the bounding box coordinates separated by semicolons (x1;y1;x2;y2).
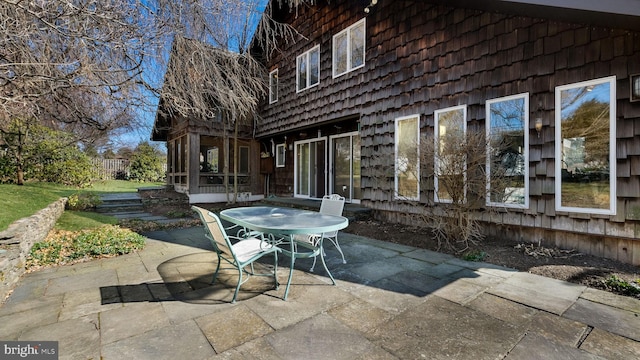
297;45;320;92
269;69;278;104
555;76;616;215
333;18;366;78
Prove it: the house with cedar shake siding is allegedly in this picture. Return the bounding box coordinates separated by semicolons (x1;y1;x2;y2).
154;0;640;265
251;0;640;265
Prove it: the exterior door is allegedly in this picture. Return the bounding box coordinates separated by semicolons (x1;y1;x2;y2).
330;132;361;203
294;138;326;198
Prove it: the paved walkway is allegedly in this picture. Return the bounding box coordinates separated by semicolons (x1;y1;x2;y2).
1;226;639;359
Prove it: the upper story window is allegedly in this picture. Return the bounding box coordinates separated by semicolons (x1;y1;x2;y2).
395;114;420;201
297;45;320;92
555;76;616;215
269;69;278;104
333;18;366;78
434;105;467;203
486;93;529;208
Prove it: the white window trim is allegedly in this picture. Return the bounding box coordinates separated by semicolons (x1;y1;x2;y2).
269;69;278;104
554;76;616;215
434;105;467;204
296;45;320;93
485;93;530;209
333;18;366;79
275;143;286;168
394;114;420;201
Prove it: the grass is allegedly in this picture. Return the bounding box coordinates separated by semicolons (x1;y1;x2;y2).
0;180;163;269
0;180;165;231
55;211;119;231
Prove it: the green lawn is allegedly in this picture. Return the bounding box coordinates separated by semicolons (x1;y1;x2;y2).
0;180;165;231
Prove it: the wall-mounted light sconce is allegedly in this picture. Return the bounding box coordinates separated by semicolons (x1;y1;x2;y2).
631;74;640;102
364;0;377;13
534;103;543;138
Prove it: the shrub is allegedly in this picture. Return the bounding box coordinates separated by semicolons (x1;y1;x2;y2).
27;225;145;269
66;192;102;210
604;275;640;297
1;123;94;187
129;142;165;182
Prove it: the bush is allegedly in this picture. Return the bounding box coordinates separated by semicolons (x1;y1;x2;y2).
66;192;102;210
1;123;94;187
27;225;145;268
129;142;165;182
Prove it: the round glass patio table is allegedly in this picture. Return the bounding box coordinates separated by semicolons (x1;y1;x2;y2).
220;206;349;300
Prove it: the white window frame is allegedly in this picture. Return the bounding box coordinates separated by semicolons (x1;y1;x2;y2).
296;45;320;92
485;93;529;209
333;18;366;78
434;105;467;203
555;76;616;215
269;69;278;104
275;143;286;168
394;114;420;201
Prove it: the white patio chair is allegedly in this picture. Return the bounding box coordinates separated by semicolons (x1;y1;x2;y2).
293;194;346;272
192;206;280;303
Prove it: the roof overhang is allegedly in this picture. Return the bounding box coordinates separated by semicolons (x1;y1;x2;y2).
428;0;640;31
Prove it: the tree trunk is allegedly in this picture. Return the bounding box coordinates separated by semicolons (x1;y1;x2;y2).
16;130;24;185
233;118;239;203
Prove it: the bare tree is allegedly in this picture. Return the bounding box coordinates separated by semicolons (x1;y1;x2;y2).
0;0;153;184
153;0;308;202
0;0;314;187
367;123;521;254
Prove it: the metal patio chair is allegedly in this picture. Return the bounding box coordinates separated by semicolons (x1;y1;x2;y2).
192;206;280;303
293;194;347;271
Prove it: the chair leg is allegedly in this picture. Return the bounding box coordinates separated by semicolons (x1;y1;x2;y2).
309;252;318;272
318;244;336;285
211;253;222;284
330;237;347;264
273;251;279;290
232;268;242;303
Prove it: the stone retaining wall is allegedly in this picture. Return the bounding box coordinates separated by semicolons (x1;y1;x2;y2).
0;198;67;302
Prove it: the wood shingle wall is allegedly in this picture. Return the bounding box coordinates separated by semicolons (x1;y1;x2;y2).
258;0;640;264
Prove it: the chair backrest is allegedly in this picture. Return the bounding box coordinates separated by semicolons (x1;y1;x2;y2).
319;194;345;237
192;206;233;258
320;194;345;217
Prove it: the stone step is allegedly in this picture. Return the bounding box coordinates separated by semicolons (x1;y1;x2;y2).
95;202;144;213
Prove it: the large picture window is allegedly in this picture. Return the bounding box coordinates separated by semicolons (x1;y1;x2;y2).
333;18;365;78
395;115;420;200
555;76;616;215
434;105;467;203
297;45;320;92
486;94;529;208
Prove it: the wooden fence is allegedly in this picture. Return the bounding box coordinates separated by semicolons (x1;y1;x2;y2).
91;158;130;180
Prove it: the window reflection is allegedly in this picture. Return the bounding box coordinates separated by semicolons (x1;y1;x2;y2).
486;94;528;207
395;115;420;200
434;106;466;203
556;77;615;214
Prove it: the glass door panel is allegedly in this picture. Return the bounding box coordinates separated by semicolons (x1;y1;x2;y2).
295;139;326;198
331;132;361;202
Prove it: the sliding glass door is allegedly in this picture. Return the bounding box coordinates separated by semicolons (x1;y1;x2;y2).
294;138;326;198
